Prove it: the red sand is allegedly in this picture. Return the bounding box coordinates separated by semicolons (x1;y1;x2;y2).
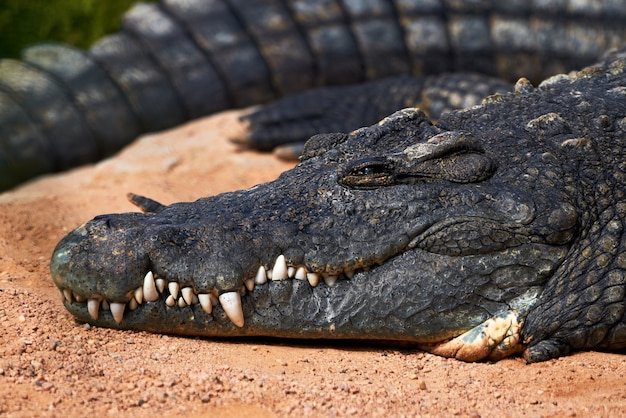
1;110;625;417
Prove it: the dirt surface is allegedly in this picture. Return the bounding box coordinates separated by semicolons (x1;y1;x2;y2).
1;110;626;417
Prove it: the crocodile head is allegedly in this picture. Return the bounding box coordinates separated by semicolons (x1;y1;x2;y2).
50;101;593;361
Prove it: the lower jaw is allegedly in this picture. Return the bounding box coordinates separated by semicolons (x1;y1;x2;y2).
61;276;475;344
59;243;566;343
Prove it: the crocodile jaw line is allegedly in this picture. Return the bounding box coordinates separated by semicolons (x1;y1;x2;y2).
56;253;360;328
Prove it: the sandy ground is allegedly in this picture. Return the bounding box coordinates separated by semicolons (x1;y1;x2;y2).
1;110;626;417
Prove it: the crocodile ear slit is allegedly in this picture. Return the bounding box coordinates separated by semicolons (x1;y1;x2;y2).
392;131;497;184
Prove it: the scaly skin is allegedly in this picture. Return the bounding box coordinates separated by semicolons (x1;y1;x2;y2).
51;49;626;362
1;0;626;190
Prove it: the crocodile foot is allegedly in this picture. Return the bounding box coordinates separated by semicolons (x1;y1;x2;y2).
422;311;524;362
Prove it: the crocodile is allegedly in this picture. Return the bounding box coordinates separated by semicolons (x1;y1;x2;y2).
2;0;626;190
51;42;626;362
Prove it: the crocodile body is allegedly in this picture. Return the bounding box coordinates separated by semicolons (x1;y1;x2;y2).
51;44;626;362
1;0;626;190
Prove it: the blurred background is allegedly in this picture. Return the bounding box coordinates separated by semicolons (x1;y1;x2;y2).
0;0;154;58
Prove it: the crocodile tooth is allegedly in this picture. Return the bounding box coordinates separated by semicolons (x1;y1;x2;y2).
178;297;187;308
181;287;194;305
198;293;212;314
219;291;244;327
63;289;72;302
143;271;159;302
255;266;267;284
272;255;288;280
287;266;296;278
307;272;320;287
344;270;355;279
323;275;338;287
165;295;176;307
87;298;100;320
110;302;125;324
244;278;255;292
101;300;109;310
155;278;166;293
168;282;180;298
134;287;143;305
209;294;218;306
129;298;138;310
294;267;307;280
73;292;86;302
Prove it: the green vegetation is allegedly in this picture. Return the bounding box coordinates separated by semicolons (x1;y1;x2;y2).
0;0;155;58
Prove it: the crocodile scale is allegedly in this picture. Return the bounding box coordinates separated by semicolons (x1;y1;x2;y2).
1;0;625;190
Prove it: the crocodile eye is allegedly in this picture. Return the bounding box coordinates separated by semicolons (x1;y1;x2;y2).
355;165;383;176
339;158;395;189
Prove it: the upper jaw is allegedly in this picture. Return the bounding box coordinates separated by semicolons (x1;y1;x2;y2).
49;182;435;315
48;191;535;330
48;211;506;329
49;199;429;329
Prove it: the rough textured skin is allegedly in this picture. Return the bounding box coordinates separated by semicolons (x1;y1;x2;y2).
1;0;626;189
51;47;626;362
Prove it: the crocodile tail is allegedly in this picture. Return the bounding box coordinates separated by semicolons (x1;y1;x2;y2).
2;0;626;190
0;0;357;190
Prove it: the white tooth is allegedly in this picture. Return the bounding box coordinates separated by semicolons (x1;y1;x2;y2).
178;297;187;308
307;272;320;287
295;267;307;280
266;269;273;280
63;289;72;302
165;295;176;307
73;292;86;302
209;294;218;306
168;282;180;298
101;300;110;310
134;287;143;305
155;278;166;293
272;255;288;281
87;299;100;320
345;270;355;279
110;302;125;324
219;291;244;327
244;278;255;292
181;287;194;305
129;298;138;310
198;294;212;314
287;266;296;278
255;266;267;284
143;271;159;302
323;275;338;287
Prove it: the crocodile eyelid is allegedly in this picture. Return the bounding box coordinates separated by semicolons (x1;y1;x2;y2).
403;131;486;163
